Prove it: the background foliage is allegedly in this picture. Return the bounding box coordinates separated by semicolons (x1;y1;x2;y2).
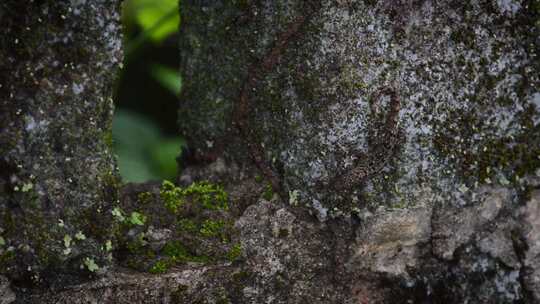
113;0;183;182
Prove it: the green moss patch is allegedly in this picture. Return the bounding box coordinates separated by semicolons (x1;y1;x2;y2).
116;180;239;274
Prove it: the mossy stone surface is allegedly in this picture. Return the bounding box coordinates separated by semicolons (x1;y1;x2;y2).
0;0;122;287
116;181;240;274
179;0;540;218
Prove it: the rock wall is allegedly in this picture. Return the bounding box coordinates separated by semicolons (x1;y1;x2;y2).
177;0;540;302
0;0;539;303
179;0;539;216
0;0;122;288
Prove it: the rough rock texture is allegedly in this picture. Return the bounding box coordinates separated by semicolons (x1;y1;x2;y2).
179;0;540;216
521;190;540;302
1;0;540;303
0;0;122;288
176;0;540;303
0;275;16;304
11;179;539;303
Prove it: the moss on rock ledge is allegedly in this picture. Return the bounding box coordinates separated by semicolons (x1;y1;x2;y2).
116;181;240;274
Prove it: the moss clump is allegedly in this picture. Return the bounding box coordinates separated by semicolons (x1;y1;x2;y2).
0;250;15;269
226;243;242;262
137;191;153;204
171;284;189;303
117;180;237;274
278;229;289;238
433;109;540;186
262;183;275;201
160;180;229;213
183;181;229;211
199;219;227;239
163;240;211;264
160;180;185;213
178;219;198;233
149;259;169;274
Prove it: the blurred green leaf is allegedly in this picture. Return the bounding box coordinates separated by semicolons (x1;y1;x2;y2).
113;109;184;183
112;110;160;150
151;137;184;180
149;64;182;96
124;0;180;43
116;152;157;183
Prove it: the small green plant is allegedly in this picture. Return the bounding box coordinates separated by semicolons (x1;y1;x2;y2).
160;180;229;213
183;182;229;211
160;180;185;213
226;243;242;262
199;220;226;239
178;219;198;233
128;212;147;226
162;241;211;264
83;257;99;272
149;259;168;274
262;183;274;201
111;207;126;222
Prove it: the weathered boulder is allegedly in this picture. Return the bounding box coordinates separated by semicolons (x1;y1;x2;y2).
179;0;539;216
177;0;540;302
0;0;122;287
1;0;539;303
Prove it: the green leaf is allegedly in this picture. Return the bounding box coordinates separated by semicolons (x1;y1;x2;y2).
129;212;146;226
63;235;72;248
151;137;184;180
126;0;180;43
149;64;182;96
83;257;99;272
116;152;158;183
112;110;162;182
112;110;160;150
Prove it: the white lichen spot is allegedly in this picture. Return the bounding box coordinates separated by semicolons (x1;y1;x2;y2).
72;83;84;95
531;92;540;109
25;116;36;131
312;199;328;221
494;270;521;300
496;0;521;16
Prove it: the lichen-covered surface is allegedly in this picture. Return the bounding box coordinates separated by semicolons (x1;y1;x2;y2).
1;0;540;303
0;0;122;287
176;0;540;303
113;180;244;274
179;0;539;217
9;177;539;303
